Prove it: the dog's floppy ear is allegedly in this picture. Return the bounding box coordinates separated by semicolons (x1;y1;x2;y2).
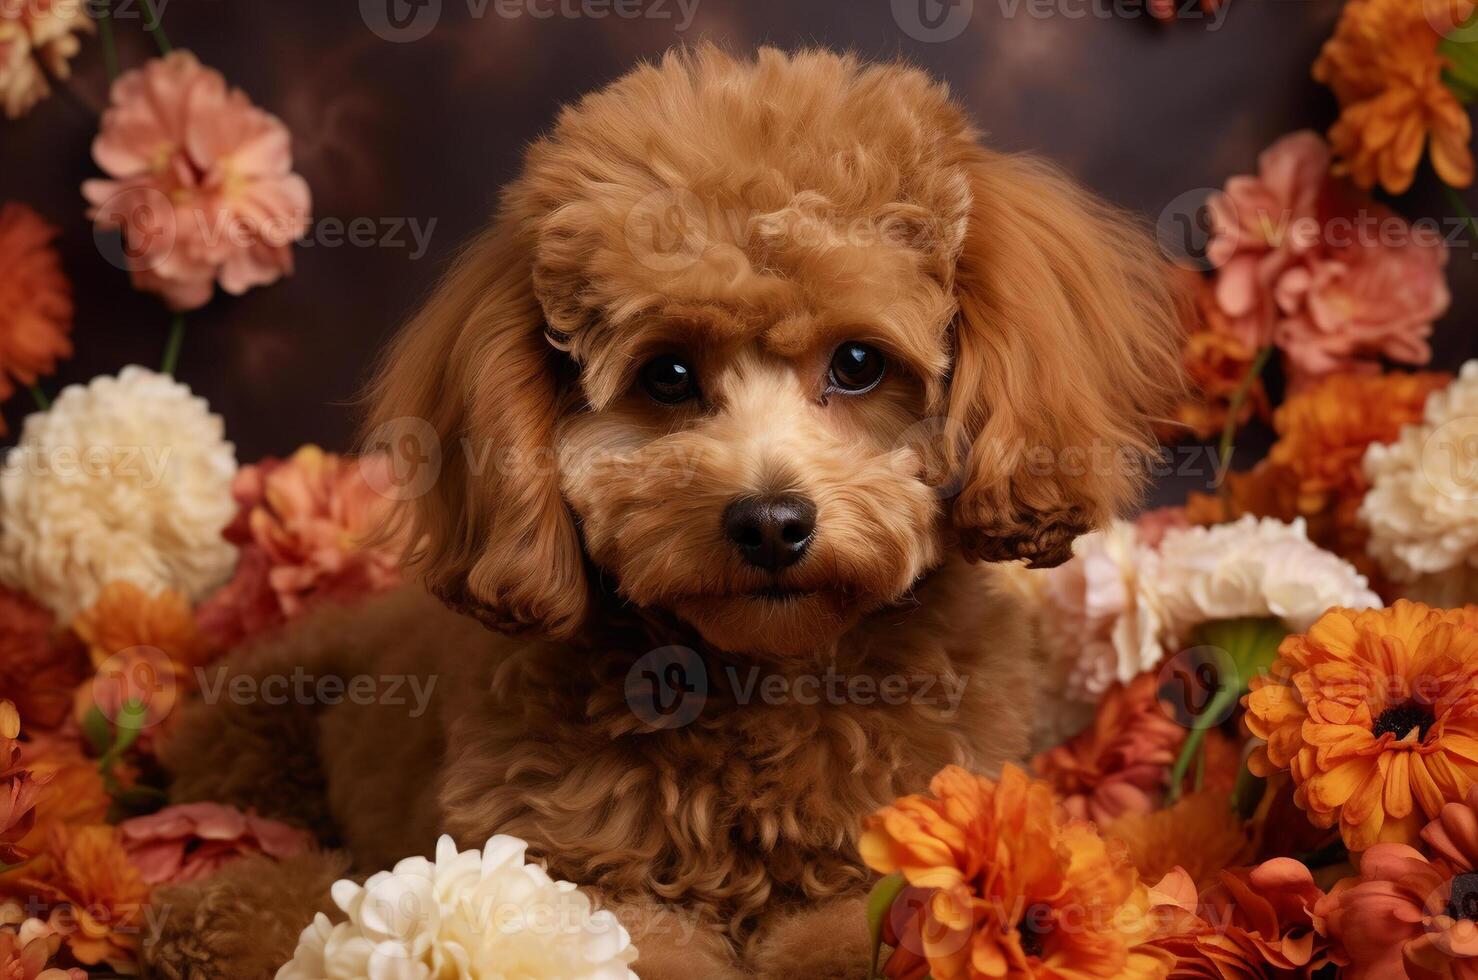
362;220;588;637
945;149;1185;568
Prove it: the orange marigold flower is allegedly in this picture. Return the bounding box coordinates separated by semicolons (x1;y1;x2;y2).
10;825;149;973
1150;859;1334;978
1245;601;1478;852
1106;791;1254;892
0;739;107;890
1164;277;1271;444
861;765;1172;979
0;702;45;867
0;588;86;733
0;204;72;434
1034;673;1241;825
1313;0;1476;193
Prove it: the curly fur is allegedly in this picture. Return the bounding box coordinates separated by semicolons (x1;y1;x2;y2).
147;46;1183;979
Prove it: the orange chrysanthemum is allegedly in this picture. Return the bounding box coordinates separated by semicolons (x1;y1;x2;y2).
861;765;1172;980
0;739;108;891
0;204;72;434
1150;860;1334;978
71;582;207;672
1266;371;1452;517
9;825;149;973
1106;791;1254;892
0;702;44;868
1313;0;1477;193
1245;601;1478;852
1163;276;1271;444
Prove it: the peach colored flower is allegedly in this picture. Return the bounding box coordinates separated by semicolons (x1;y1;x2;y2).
1245;601;1478;852
861;765;1173;980
1035;673;1239;825
82;51;310;311
1315;838;1478;980
0;0;91;119
8;825;150;973
0;915;84;980
1150;860;1334;978
119;802;311;885
0;204;72;435
197;446;406;650
1314;0;1476;194
0;589;86;734
1105;791;1254;893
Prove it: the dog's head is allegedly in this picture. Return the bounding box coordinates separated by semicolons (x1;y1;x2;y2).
365;47;1183;658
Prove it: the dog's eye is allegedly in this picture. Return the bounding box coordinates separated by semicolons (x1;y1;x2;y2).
640;355;698;404
827;342;886;394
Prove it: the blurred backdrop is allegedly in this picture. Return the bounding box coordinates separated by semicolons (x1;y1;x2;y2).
2;0;1475;504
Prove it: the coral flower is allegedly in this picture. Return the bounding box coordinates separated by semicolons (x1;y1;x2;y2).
0;589;86;733
119;802;311;885
82;51;311;311
1165;275;1271;443
0;915;84;980
1314;0;1476;193
1035;672;1239;825
861;765;1172;980
0;703;44;867
0;741;107;888
0;204;72;434
1150;860;1333;978
0;0;91;119
196;447;406;650
11;825;150;972
1245;601;1478;851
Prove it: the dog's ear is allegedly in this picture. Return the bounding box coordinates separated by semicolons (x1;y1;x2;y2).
945;149;1186;569
362;221;588;637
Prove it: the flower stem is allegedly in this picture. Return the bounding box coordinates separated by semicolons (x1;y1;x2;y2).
1216;345;1273;499
138;0;172;55
1445;184;1478;245
161;313;186;376
95;0;120;82
28;384;50;411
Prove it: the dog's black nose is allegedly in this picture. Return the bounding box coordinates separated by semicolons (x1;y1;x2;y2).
722;494;817;571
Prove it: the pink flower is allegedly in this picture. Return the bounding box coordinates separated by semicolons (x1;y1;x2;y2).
118;802;310;885
81;51;310;311
196;446;406;650
1206;131;1329;350
1134;506;1190;549
1205;131;1449;390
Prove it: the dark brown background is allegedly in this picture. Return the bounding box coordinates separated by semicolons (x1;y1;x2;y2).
3;0;1475;504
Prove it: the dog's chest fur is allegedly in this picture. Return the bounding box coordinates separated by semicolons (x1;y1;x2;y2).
434;561;1034;934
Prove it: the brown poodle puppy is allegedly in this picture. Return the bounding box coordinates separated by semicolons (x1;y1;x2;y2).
144;46;1182;979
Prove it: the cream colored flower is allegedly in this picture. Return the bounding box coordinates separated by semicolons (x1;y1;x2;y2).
1362;361;1478;590
0;367;237;623
1038;522;1166;704
0;0;91;119
1149;516;1381;645
276;834;639;980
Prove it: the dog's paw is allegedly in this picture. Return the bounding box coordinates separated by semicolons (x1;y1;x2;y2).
142;852;348;980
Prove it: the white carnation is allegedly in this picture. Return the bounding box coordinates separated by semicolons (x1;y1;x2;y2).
1362;360;1478;588
276;835;639;980
1038;522;1167;704
0;366;238;622
1149;515;1381;645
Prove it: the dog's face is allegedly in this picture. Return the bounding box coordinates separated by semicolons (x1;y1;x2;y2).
366;47;1183;657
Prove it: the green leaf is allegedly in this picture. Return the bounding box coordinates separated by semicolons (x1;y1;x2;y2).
866;872;907;980
1441;6;1478;105
81;706;112;756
